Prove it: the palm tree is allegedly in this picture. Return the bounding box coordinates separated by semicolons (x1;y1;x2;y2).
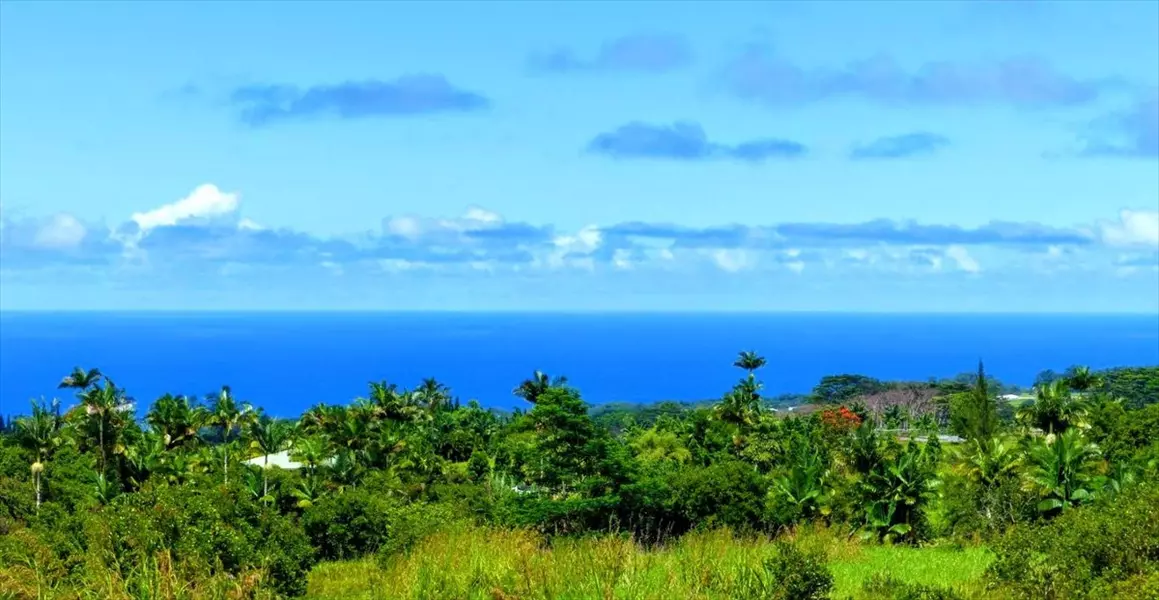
124;431;165;491
512;370;567;404
1026;429;1101;515
1064;365;1104;394
248;415;292;497
208;386;252;483
58;367;102;390
14;399;63;510
145;394;207;450
733;351;767;378
414;378;452;414
290;435;329;480
957;437;1022;490
77;379;133;475
715;377;762;427
1018;379;1088;435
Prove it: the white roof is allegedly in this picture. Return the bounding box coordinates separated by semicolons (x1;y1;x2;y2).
243;450;310;470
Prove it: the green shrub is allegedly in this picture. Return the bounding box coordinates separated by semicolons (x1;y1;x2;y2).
376;501;459;558
763;541;834;600
302;489;399;560
988;481;1159;599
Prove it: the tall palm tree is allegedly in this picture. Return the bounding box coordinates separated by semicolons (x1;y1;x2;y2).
77;379;133;475
58;367;102;390
248;415;292;497
513;370;567;404
733;351;767;378
208;385;252;483
14;399;63;510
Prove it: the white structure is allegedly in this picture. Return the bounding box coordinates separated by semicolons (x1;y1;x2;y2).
243;450;334;470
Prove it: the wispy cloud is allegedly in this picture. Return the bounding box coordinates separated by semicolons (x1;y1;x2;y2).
718;46;1116;108
1078;96;1159;158
528;33;693;75
587;122;807;162
850;132;951;160
229;75;490;126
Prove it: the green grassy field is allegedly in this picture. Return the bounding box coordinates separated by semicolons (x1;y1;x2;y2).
305;526;994;600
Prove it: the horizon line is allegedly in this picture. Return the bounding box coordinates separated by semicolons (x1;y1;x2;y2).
1;308;1157;317
1;307;1158;315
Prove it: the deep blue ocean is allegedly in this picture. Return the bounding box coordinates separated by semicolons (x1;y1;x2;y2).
2;312;1157;418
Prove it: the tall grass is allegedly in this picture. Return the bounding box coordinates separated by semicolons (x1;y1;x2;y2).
305;526;993;600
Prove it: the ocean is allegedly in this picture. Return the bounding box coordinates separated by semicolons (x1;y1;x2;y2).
1;312;1156;417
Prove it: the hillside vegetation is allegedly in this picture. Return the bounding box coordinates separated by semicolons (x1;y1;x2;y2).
2;360;1157;599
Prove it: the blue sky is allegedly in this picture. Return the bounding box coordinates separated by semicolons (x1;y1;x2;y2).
0;0;1156;312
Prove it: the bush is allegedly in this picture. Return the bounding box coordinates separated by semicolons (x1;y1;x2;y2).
861;573;965;600
376;501;458;558
302;489;399;560
763;541;834;600
988;481;1159;599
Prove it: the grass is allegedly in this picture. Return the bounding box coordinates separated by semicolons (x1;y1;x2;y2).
304;526;994;600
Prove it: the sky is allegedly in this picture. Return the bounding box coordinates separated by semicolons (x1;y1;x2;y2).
0;0;1157;312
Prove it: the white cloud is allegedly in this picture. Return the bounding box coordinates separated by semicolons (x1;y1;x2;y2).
786;261;805;273
612;248;633;270
33;214;87;249
946;245;982;273
553;226;602;253
711;248;753;272
463;206;502;224
1100;209;1159;248
131;184;240;231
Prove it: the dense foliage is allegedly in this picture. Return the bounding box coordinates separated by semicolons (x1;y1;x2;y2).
0;359;1156;598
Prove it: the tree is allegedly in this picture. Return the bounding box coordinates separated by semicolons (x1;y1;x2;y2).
1064;365;1104;394
77;378;133;475
208;385;252;483
1018;379;1090;435
715;377;762;428
811;374;887;404
145;393;207;450
58;367;102;391
513;370;568;404
733;351;767;378
413;378;453;414
248;415;293;497
949;361;999;443
1026;429;1101;515
14;399;63;510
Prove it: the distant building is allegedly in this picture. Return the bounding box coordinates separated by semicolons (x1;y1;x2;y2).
242;450;334;470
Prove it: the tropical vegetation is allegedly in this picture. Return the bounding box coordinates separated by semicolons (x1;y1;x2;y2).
1;360;1157;599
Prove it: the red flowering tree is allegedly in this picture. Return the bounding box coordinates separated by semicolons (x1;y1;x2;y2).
820;406;862;433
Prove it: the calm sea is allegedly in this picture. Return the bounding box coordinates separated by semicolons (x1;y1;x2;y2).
1;312;1156;417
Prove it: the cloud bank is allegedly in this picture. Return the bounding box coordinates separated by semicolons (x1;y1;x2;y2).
3;185;1155;285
